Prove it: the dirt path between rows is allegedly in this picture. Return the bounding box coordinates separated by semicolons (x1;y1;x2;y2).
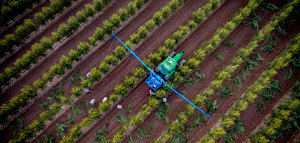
0;0;129;104
188;20;299;143
0;0;50;37
124;0;289;142
0;0;90;70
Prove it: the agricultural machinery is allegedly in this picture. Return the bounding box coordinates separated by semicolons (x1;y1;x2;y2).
111;33;212;119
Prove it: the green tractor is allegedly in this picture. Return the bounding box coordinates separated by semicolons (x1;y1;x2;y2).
155;51;186;81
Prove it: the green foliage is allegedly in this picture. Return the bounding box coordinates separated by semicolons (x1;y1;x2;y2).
130;33;141;44
115;83;128;97
206;100;218;114
110;14;121;27
115;113;127;123
49;64;65;75
218;85;232;98
99;62;110;74
231;76;242;88
161;6;171;18
123;76;136;88
99;101;110;112
222;40;234;47
93;0;105;12
275;26;286;38
114;46;126;59
215;52;224;62
145;19;155;31
132;67;146;78
283;67;292;80
72;86;82;97
68;16;80;30
137;26;148;38
34;12;47;25
57;123;69;137
155;104;170;124
195;71;205;82
153;11;163;25
84;4;95;17
127;2;137;15
118;8;128;21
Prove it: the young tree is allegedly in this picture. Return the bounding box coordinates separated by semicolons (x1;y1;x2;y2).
77;42;90;55
188;20;197;29
52;31;62;41
132;67;146;78
99;101;110;111
130;114;143;125
209;127;226;139
145;19;155;31
153;11;163;25
109;93;118;103
90;67;101;82
110;14;121;27
161;6;171;18
42;7;55;20
94;27;105;41
33;79;47;89
41;37;53;49
130;33;141;44
134;0;145;9
34;12;47;25
149;52;161;65
76;11;87;23
99;62;110;74
84;4;95;17
104;55;117;65
93;0;104;12
103;20;113;34
24;19;37;33
115;83;128;97
158;46;169;58
68;49;81;61
57;23;71;37
32;43;46;57
42;72;54;82
59;55;73;69
72;86;82;97
5;34;20;50
15;25;28;38
164;38;176;49
118;8;128;21
123;76;136;88
169;0;180;11
68;16;80;30
49;64;65;76
127;2;137;15
137;26;148;38
186;58;200;70
114;46;126;59
50;0;63;13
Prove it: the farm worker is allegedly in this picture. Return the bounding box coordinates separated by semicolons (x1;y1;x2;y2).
86;72;91;78
90;99;96;105
117;105;123;109
162;97;167;103
84;88;90;92
102;97;108;102
149;90;155;96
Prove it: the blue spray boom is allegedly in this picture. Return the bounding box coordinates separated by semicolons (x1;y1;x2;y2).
111;33;212;119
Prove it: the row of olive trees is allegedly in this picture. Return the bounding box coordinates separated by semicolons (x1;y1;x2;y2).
60;0;189;142
0;0;41;26
201;31;299;143
251;83;299;143
8;0;151;142
0;0;76;59
0;0;114;88
0;0;114;127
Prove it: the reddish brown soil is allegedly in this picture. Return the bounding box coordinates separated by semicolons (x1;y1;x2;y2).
0;0;129;103
123;0;295;142
0;0;91;71
0;0;50;37
183;10;299;143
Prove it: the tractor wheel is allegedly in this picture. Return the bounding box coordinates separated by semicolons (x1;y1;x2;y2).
155;67;159;73
179;60;186;66
169;51;176;57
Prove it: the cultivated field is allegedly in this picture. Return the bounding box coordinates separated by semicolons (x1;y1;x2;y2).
0;0;299;142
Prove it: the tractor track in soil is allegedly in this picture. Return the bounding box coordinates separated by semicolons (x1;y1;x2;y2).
30;0;207;141
123;0;292;142
14;0;176;142
0;0;166;141
74;0;250;142
0;0;91;69
0;0;50;37
0;0;130;104
184;16;299;142
232;65;299;142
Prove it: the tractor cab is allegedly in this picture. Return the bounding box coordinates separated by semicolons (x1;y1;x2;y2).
155;51;185;81
145;51;185;91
